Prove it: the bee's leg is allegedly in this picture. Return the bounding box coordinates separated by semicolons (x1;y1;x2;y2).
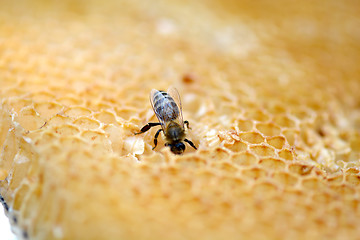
134;122;161;135
152;129;163;150
184;120;191;129
184;139;197;150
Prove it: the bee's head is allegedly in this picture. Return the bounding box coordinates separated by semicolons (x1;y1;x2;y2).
168;142;185;154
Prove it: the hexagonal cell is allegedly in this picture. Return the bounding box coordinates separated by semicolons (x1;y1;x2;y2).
288;163;314;176
267;103;287;115
193;170;217;186
73;117;101;130
218;103;239;116
272;172;298;187
311;191;333;205
224;139;248;152
46;114;72;127
249;144;276;157
301;177;326;190
239;132;264;144
201;147;231;161
170;178;193;193
281;128;299;146
231;151;258;166
273;115;296;128
53;124;80;136
64;106;92;118
115;107;139;121
244;109;270;122
235;119;254;132
90;102;113;112
330;184;356;197
258;158;286;171
91;142;113;156
58;136;88;151
158;165;183;179
255;122;281;137
33;131;56;147
280;188;307;203
211;161;239;174
217;176;247;198
176;156;207;168
93;110;117;124
299;128;320;147
290;107;310;120
57;96;84;106
241;167;267;180
34;101;63;119
29;91;56;102
266;136;286;149
218;175;246;188
252;181;278;198
278;148;294;161
17;106;46;131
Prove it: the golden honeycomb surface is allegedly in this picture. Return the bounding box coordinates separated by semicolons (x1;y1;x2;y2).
0;0;360;239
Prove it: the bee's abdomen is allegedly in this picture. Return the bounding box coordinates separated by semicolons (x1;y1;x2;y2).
153;91;179;121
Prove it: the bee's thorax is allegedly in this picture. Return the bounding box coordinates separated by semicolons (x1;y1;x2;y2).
165;122;185;143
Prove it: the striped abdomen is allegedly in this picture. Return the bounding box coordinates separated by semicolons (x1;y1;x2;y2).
152;90;180;123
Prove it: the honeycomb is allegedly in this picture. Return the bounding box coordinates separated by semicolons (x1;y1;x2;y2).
0;0;360;239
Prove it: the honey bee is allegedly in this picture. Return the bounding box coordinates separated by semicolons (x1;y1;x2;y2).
135;87;197;154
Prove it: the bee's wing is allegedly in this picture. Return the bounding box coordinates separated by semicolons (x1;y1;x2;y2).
167;86;184;128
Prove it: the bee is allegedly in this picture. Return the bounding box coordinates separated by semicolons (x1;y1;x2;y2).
135;87;197;154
